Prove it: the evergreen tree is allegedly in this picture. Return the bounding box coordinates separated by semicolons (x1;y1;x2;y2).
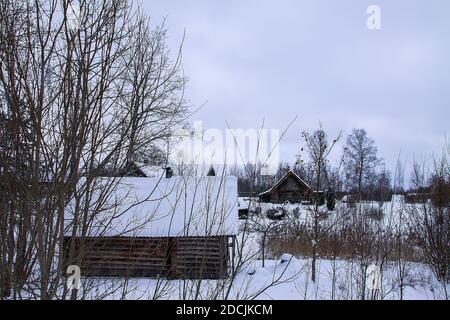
207;166;216;176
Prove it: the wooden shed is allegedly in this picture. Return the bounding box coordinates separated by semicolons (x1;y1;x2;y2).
258;170;311;203
63;176;238;279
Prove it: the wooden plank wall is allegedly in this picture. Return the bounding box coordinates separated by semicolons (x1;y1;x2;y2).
63;236;229;279
63;237;169;277
171;237;228;279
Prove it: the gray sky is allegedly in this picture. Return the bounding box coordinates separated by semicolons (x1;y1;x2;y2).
143;0;450;178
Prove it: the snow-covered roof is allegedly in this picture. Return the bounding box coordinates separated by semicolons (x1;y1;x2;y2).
65;175;238;237
134;163;166;178
258;170;310;196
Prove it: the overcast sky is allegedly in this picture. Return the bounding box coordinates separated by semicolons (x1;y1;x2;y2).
143;0;450;177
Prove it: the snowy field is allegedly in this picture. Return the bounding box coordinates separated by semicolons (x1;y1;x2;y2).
74;197;448;300
239;195;411;227
78;255;448;300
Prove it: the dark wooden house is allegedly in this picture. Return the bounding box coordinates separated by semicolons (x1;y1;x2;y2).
63;175;238;279
258;170;311;203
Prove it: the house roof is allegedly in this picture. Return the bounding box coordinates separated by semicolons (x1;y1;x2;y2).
258;170;311;196
65;175;238;238
133;162;166;178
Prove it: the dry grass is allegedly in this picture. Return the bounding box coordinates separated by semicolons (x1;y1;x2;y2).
267;226;424;263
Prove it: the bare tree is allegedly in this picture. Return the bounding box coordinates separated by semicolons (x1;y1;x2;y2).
408;153;449;299
344;128;380;203
299;125;341;282
0;0;187;299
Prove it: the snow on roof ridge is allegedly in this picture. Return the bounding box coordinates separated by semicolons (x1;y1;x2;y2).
258;170;310;196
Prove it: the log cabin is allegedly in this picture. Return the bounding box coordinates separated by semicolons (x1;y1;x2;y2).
63;175;238;279
258;170;312;203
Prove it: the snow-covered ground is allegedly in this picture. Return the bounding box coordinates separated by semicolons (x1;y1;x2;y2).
240;195;421;233
78;255;448;300
71;196;448;300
